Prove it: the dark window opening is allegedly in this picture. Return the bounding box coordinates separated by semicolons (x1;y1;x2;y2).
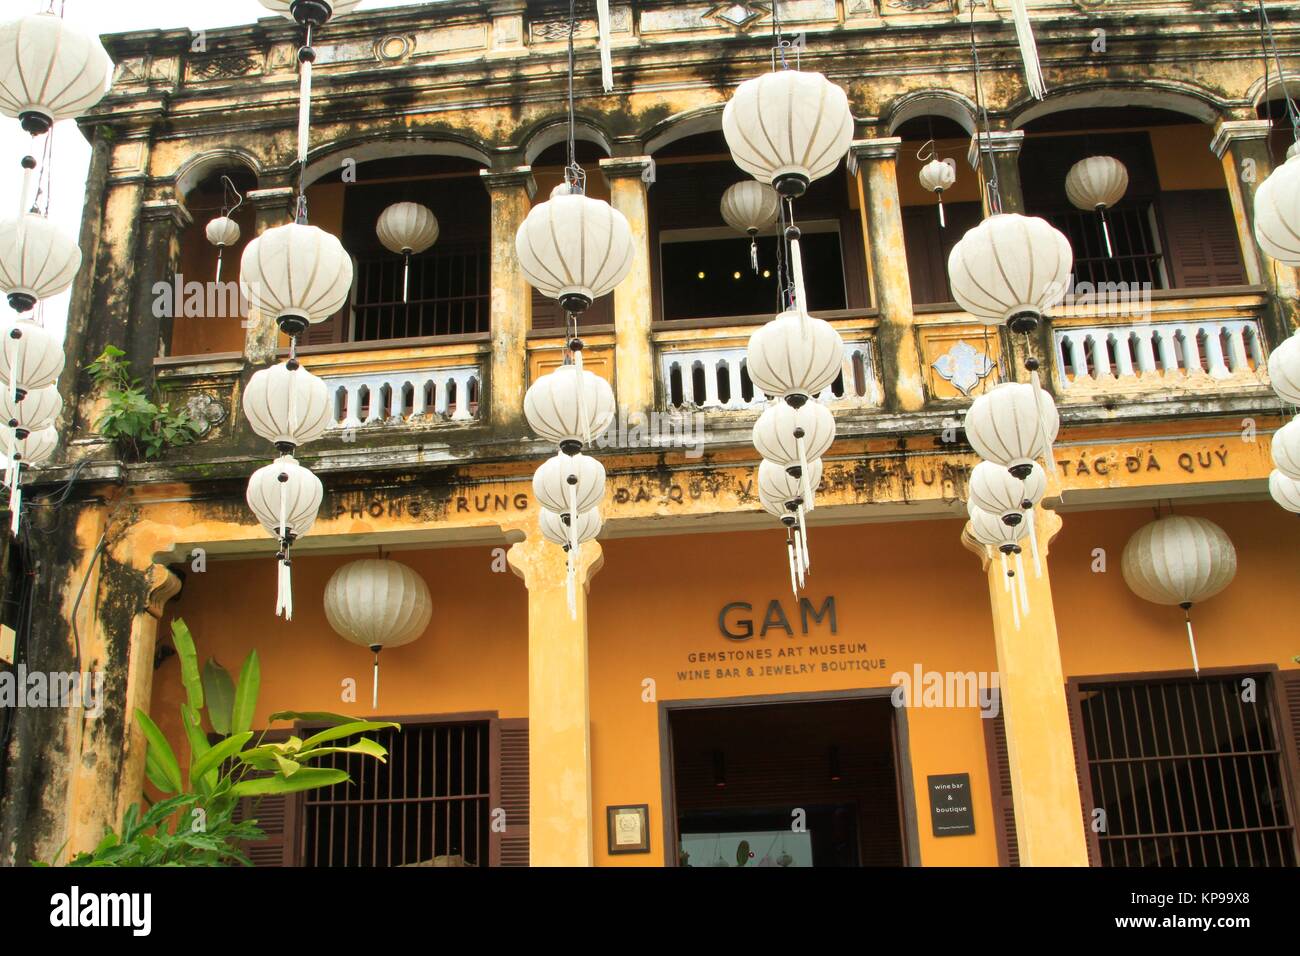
903;200;983;305
351;240;490;340
660;231;846;321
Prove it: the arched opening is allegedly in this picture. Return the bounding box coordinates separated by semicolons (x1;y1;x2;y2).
303;151;492;347
1255;92;1300;168
896;114;984;306
169;162;258;357
647;130;867;323
1016;106;1245;292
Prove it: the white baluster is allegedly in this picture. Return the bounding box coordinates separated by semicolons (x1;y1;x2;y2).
1246;322;1266;369
451;372;473;420
1067;335;1088;384
412;377;429;417
388;379;405;420
702;361;721;408
727;356;745;410
1155;329;1177;375
1225;323;1250;375
1133;328;1156;376
434;373;451;417
1087;334;1109;379
345;383;362;428
1113;332;1135;379
1202;325;1230;378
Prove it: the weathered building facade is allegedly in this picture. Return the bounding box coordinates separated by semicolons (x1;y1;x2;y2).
3;0;1300;867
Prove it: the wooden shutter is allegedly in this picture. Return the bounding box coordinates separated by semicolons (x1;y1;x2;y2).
531;288;612;331
903;201;982;305
230;729;298;867
492;717;530;866
982;704;1019;867
1276;671;1300;854
299;308;346;346
1066;681;1102;867
1159;189;1247;289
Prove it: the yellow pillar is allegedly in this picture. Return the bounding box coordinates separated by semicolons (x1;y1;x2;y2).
508;534;603;866
600;156;655;422
481;166;537;430
964;507;1089;867
850;138;926;412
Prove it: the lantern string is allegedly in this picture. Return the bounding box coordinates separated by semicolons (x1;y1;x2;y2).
563;0;584;189
968;1;1002;217
1259;0;1300;147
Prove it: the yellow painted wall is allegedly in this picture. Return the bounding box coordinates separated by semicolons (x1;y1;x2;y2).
146;498;1299;867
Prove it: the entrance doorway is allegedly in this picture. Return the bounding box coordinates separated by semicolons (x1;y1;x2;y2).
663;694;913;867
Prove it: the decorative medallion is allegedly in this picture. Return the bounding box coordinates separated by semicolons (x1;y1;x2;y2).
184;392;228;436
189;55;260;81
932;340;996;396
886;0;950;10
705;2;771;29
376;35;412;62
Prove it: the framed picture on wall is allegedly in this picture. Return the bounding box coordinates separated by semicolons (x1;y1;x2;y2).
607;804;651;854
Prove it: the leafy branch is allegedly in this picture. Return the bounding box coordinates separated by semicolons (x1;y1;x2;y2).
87;345;202;461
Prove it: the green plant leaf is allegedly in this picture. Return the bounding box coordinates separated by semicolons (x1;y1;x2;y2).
135;708;182;794
295;737;389;763
180;703;213;795
188;731;253;785
231;650;260;736
268;710;374;726
170;620;203;712
202;659;235;736
299;720;399;751
229;767;349;798
274;754;301;777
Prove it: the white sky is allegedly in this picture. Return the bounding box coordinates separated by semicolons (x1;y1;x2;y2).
2;0;437;340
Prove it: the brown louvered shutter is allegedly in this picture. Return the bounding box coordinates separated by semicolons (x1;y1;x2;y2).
904;201;983;305
1277;671;1300;844
492;717;529;866
531;287;612;331
982;703;1019;866
230;730;298;867
1066;681;1102;866
1159;189;1247;289
299;308;346;346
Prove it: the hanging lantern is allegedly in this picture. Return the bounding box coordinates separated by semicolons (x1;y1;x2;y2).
967;501;1033;627
947;213;1072;334
759;487;809;596
722;70;854;199
239;222;354;339
242;360;331;452
532;452;606;517
1272;417;1300;479
2;422;55;534
246;455;323;621
1120;515;1236;675
1268;331;1300;405
918;159;956;228
753;400;836;510
376;202;439;303
1269;469;1300;513
963;382;1060;478
515;188;634;314
257;0;363;24
1065;156;1128;258
720;181;780;272
205;216;241;285
968;460;1043;524
0;213;83;312
0;383;61;434
540;507;604;616
0;14;112;136
746;311;845;402
523;362;615;452
757;458;823;508
0;319;65;401
1253;153;1300;266
323;557;432;710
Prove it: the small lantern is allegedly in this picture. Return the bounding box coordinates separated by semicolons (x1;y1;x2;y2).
205;217;241;285
918;158;956;228
376;202;439;303
245;455;323;621
0;213;83;312
962;382;1060;479
0;13;112;136
1065;156;1129;257
242;359;331;452
515;188;634;315
720;181;780;272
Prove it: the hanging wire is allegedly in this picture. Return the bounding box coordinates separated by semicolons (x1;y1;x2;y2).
1260;0;1300;151
563;0;585;193
220;175;245;219
969;0;1002;216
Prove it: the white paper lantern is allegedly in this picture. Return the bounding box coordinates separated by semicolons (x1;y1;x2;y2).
239;222;354;337
968;460;1040;523
205;217;241;249
963;382;1060;477
532;452;606;515
919;158;956;195
1270;469;1300;513
752;400;836;468
1;422;56;466
967;501;1030;548
246;455;323;540
524;363;615;449
746;311;845;400
720;181;780;235
1254;153;1300;266
0;319;65;398
1065;156;1128;211
758;457;823;505
722;70;853;198
258;0;363;23
0;14;112;134
515;192;634;313
0;214;83;312
540;507;603;548
1268;331;1300;405
324;558;432;650
0;383;61;433
947;213;1072;331
243;360;331;450
1271;417;1300;480
1121;515;1236;673
376;202;439;256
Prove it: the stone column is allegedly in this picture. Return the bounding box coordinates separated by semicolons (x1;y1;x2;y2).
973;130;1026;215
135;199;190;374
481;167;537;431
963;508;1090;867
1211;118;1299;338
850;138;926;412
507;534;603;866
600;156;655;423
242;185;297;365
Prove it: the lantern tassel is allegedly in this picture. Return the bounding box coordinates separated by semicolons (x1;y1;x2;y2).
9;332;23;404
1015;549;1030;616
1182;604;1200;676
797;504;809;571
1026;508;1042;576
566;546;577;620
750;236;759;274
215;247;224;285
276;549;294;621
1009;0;1047;101
937;192;946;229
786;532;798;597
8;464;20;535
1003;552;1021;630
297;53;313;164
792;528;805;589
403;251;411;303
574;346;590;445
790;236;809;327
1098;207;1114;258
370;645;381;710
1030;369;1057;477
17;162;32;217
596;0;614;93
